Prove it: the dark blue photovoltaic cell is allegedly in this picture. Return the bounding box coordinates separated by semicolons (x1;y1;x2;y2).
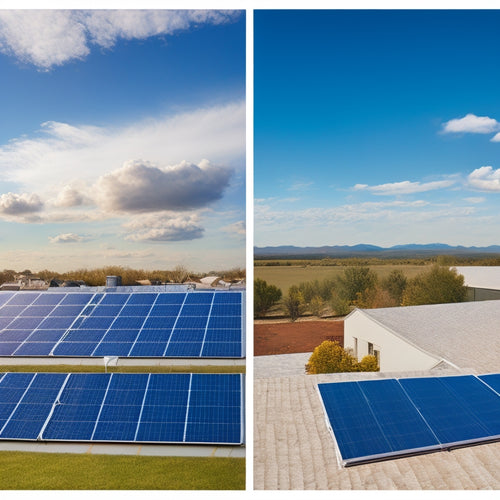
0;305;26;317
99;294;130;305
169;329;205;342
0;293;15;306
211;304;241;316
0;291;244;358
213;292;241;304
90;305;124;317
319;381;405;461
62;329;107;342
48;305;85;317
208;316;240;329
100;329;139;343
59;294;94;305
7;293;39;306
184;293;213;305
149;305;181;316
14;342;56;356
7;317;44;330
181;304;211;316
19;305;56;317
165;342;203;357
0;373;243;445
400;376;500;442
92;342;134;356
126;294;157;305
155;293;185;305
201;342;241;357
0;318;13;329
32;294;64;306
24;329;65;342
0;343;21;355
0;330;33;341
110;316;145;329
480;374;500;394
129;342;167;357
52;342;99;356
0;373;65;439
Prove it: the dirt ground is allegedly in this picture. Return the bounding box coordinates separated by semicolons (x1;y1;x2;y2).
254;318;344;356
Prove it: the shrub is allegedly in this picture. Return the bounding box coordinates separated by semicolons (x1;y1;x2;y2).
282;285;306;321
305;341;358;374
254;278;282;318
306;341;380;374
358;355;379;372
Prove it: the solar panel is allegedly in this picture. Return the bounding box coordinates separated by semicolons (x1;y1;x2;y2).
0;372;244;445
0;290;244;359
318;374;500;466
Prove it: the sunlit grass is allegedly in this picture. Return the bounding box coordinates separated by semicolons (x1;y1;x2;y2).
0;451;245;489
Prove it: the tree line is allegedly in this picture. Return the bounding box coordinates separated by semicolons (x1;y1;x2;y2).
0;266;245;287
254;264;467;320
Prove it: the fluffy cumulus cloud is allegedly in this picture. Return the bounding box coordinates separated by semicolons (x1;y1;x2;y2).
0;10;240;69
0;102;245;194
353;179;456;195
48;233;85;244
442;113;500;134
123;213;204;242
0;192;43;215
221;220;246;237
467;166;500;192
94;159;232;213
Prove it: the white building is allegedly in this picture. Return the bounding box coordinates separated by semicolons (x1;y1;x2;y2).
453;266;500;300
344;300;500;373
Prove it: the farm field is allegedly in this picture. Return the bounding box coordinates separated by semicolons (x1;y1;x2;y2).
255;264;433;292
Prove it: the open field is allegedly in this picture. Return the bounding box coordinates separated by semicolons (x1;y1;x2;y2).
254;319;344;356
255;264;433;292
0;451;245;489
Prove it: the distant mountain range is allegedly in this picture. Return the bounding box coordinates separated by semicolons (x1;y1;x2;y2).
254;244;500;259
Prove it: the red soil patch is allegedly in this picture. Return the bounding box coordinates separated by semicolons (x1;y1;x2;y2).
254;319;344;356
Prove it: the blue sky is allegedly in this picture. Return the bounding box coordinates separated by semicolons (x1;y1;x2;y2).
254;10;500;248
0;10;245;273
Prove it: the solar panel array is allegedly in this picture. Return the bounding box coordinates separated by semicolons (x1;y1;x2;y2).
318;374;500;466
0;290;244;358
0;372;244;445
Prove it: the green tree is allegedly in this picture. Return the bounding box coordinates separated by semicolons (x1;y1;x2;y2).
282;285;306;321
381;269;407;304
330;290;351;316
402;264;467;306
309;295;324;317
254;278;282;318
336;267;378;304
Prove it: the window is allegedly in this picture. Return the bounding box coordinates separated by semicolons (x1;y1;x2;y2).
368;342;374;355
353;337;358;357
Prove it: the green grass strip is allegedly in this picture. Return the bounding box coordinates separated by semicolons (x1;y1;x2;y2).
0;364;245;374
0;451;245;489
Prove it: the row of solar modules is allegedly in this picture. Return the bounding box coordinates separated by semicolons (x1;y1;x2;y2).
0;290;244;358
0;372;244;445
318;373;500;466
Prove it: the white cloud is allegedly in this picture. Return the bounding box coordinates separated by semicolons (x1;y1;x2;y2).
49;233;85;244
467;166;500;192
221;220;246;237
463;197;486;204
0;101;245;196
353;179;455;195
0;10;240;69
442;113;500;134
123;213;204;242
95;159;232;213
0;192;43;215
491;132;500;143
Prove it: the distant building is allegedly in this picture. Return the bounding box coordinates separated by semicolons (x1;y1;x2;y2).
453;266;500;301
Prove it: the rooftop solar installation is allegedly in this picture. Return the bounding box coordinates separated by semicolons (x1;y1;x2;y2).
0;290;244;358
0;372;244;445
318;374;500;466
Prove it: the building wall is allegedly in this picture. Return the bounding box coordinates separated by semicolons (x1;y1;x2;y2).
467;287;500;301
344;310;439;372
